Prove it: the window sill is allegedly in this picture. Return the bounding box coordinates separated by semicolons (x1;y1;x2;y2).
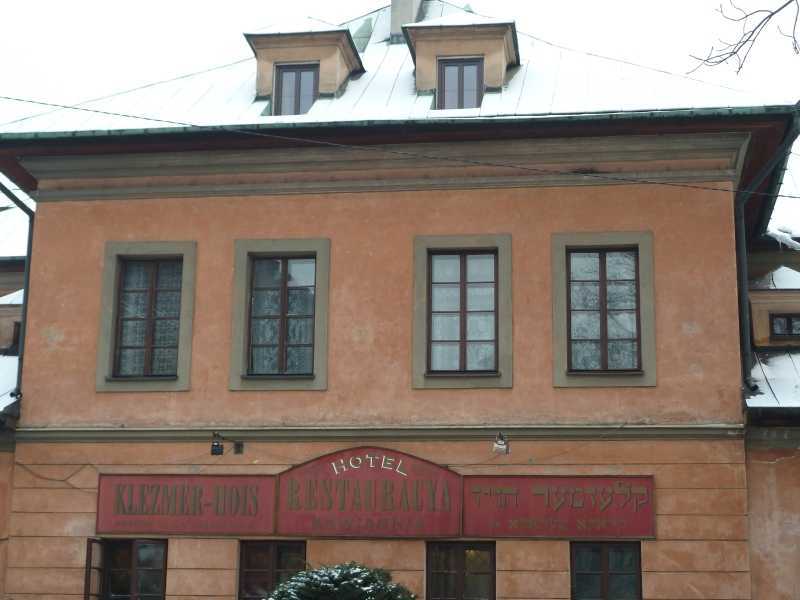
425;371;501;378
105;375;178;382
241;374;315;380
566;370;644;377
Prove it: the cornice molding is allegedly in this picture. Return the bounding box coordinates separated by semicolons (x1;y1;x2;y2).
23;132;749;203
13;424;745;443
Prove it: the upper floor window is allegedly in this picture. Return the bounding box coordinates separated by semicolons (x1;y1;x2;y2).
567;248;640;372
248;256;316;376
427;541;495;600
114;258;183;378
275;64;319;115
428;250;497;373
770;313;800;339
437;58;483;109
239;541;306;599
571;542;641;600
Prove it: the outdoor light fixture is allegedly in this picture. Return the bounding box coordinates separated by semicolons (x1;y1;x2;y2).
492;431;509;455
210;432;244;456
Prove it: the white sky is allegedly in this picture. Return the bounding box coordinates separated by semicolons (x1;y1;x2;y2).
0;0;798;226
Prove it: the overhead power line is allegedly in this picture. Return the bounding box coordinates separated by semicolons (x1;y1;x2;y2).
0;93;797;200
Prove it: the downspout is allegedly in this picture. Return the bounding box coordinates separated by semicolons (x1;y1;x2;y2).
0;179;34;419
735;109;800;388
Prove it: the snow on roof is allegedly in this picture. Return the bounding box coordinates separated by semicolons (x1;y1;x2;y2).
750;265;800;290
748;350;800;409
0;289;23;305
0;206;29;259
0;355;18;411
403;12;510;28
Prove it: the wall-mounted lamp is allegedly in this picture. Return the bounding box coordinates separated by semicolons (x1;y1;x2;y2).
492;431;510;455
210;431;244;456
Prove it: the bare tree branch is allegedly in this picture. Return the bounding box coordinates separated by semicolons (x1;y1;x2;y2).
690;0;799;72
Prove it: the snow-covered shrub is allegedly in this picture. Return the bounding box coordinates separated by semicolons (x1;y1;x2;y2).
269;561;416;600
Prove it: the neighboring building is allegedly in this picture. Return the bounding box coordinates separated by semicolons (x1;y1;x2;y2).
0;1;797;599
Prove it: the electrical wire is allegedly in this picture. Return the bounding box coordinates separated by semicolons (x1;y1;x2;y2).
1;93;798;200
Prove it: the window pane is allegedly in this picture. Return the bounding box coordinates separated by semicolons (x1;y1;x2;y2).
156;261;182;288
467;314;494;341
243;543;272;569
430;573;458;599
109;570;131;594
467;254;494;282
430;546;457;571
155;291;181;317
288;288;315;315
607;311;637;339
570;252;600;280
137;570;163;594
570;282;599;310
278;546;305;570
251;318;279;345
462;64;479;109
299;69;316;113
573;546;602;571
466;342;495;370
118;349;146;376
253;259;282;287
431;342;459;370
153;319;179;346
151;348;178;375
793;319;800;335
465;548;492;572
609;546;638;571
280;70;296;115
120;320;146;347
286;346;313;374
464;573;491;599
609;573;639;598
432;284;460;311
571;341;601;370
287;317;313;344
571;311;601;339
607;251;636;280
432;314;460;341
443;64;459;109
241;572;272;597
573;573;602;598
108;542;133;569
773;316;788;334
251;346;279;374
467;284;494;311
123;262;150;289
607;281;637;310
432;255;461;282
288;258;315;286
252;290;281;317
121;292;148;318
608;340;638;369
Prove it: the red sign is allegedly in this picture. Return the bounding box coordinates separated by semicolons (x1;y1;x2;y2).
96;474;276;535
277;447;462;538
463;476;655;539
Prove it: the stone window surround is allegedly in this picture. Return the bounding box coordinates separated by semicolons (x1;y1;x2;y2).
96;241;196;393
229;238;330;391
552;231;656;388
412;234;512;389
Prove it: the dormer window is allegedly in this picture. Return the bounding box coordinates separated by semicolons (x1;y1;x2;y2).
275;64;319;116
771;313;800;339
438;58;483;109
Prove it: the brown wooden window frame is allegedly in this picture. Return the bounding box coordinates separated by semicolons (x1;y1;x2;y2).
437;57;484;109
566;246;642;373
427;541;496;600
91;538;168;600
770;313;800;340
274;63;320;116
246;254;316;377
113;257;182;379
570;542;641;600
239;541;306;600
427;249;499;374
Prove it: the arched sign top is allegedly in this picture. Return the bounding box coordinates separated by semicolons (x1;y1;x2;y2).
277;446;462;538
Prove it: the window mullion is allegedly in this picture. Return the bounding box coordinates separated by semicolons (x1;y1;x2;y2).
143;263;157;377
294;68;301;115
279;258;289;373
458;64;464;109
599;251;608;370
457;544;466;600
460;254;467;371
601;544;609;600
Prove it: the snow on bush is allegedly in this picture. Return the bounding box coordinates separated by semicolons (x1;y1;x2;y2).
269;562;416;600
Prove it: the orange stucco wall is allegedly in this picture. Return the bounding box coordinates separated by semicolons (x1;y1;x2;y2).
19;183;741;427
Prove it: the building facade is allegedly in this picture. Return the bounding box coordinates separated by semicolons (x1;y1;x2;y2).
0;1;797;599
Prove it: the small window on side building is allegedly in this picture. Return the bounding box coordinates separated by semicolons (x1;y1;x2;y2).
239;541;306;599
437;58;483;109
84;538;168;600
770;313;800;339
571;542;641;600
114;258;183;378
275;64;319;115
427;542;495;600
